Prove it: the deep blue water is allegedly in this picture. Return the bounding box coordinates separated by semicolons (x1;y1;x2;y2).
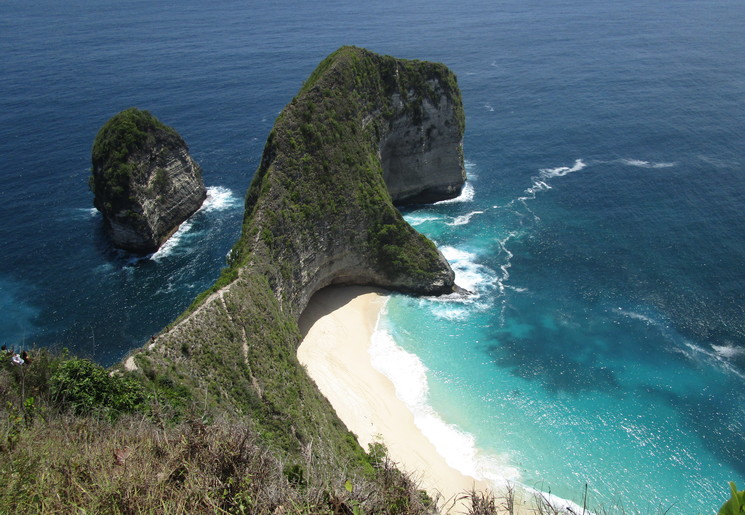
2;0;744;511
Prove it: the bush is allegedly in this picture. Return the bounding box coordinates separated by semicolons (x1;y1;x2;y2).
49;358;146;418
720;482;745;515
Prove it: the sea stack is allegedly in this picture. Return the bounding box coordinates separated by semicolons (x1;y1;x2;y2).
90;108;207;254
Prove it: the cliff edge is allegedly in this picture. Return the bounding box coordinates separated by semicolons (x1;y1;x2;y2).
90;108;207;253
126;46;466;466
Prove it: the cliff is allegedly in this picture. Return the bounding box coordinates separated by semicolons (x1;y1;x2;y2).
125;46;466;474
228;45;466;318
90;108;207;253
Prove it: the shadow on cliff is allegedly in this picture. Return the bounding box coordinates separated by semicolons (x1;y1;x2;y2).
297;285;388;338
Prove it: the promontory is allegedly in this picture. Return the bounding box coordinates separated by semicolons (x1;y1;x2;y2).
90;108;207;253
119;46;467;509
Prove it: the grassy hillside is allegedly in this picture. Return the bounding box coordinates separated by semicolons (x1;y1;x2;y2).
0;349;437;513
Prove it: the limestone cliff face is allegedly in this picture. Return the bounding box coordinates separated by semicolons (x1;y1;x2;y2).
90;108;207;254
381;81;466;204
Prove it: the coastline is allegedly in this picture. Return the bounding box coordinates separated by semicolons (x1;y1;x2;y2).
297;286;529;512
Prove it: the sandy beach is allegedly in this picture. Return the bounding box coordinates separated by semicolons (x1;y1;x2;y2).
298;286;529;513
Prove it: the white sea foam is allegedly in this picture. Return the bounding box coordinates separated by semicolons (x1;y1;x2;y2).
200;185;240;212
680;342;745;379
615;309;745;378
148;186;239;262
404;213;445;227
538;158;587;179
370;317;521;483
434;181;474;204
616;308;659;326
68;207;100;221
447;210;484;226
149;218;195;261
464;160;478;180
620;158;675;169
430;304;470;321
711;344;745;359
495;232;517;294
440;246;499;294
518;159;586;203
526;179;551;194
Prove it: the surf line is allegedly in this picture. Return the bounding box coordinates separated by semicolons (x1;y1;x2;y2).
441;159;589;321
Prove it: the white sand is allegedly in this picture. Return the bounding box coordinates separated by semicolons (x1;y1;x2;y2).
298;286;531;513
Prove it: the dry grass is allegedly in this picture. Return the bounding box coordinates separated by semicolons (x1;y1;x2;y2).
0;410;441;514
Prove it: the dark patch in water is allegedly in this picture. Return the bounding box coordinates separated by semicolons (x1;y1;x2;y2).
486;306;620;394
642;383;745;478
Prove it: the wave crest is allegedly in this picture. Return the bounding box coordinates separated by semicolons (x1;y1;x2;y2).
538;158;587;179
434;182;474;205
447;210;485;226
620;159;675;169
151;185;239;261
201;186;240;212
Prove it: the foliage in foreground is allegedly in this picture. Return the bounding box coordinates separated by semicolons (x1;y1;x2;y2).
0;349;739;514
1;412;438;514
0;349;438;514
719;482;745;515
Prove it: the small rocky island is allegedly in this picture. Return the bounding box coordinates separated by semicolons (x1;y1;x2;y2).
90;108;207;253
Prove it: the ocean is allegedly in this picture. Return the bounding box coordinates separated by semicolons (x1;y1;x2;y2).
1;0;743;511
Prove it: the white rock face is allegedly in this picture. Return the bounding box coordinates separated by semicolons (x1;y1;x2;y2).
381;80;466;204
92;117;207;254
106;144;207;253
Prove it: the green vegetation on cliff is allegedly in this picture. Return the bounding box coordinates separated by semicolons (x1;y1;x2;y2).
226;45;461;312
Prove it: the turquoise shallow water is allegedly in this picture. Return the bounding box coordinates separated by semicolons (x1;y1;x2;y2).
2;0;744;511
378;157;745;511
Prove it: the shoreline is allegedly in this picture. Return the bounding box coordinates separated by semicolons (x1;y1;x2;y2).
297;286;530;512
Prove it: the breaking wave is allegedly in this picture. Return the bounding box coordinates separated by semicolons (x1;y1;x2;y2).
151;186;240;262
434;181;474;204
370;312;521;484
447;210;485;226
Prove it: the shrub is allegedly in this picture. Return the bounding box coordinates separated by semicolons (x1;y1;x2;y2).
49;358;146;418
720;482;745;515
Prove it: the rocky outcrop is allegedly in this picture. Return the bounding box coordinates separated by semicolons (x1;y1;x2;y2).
226;46;467;318
90;108;207;254
381;81;466;204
